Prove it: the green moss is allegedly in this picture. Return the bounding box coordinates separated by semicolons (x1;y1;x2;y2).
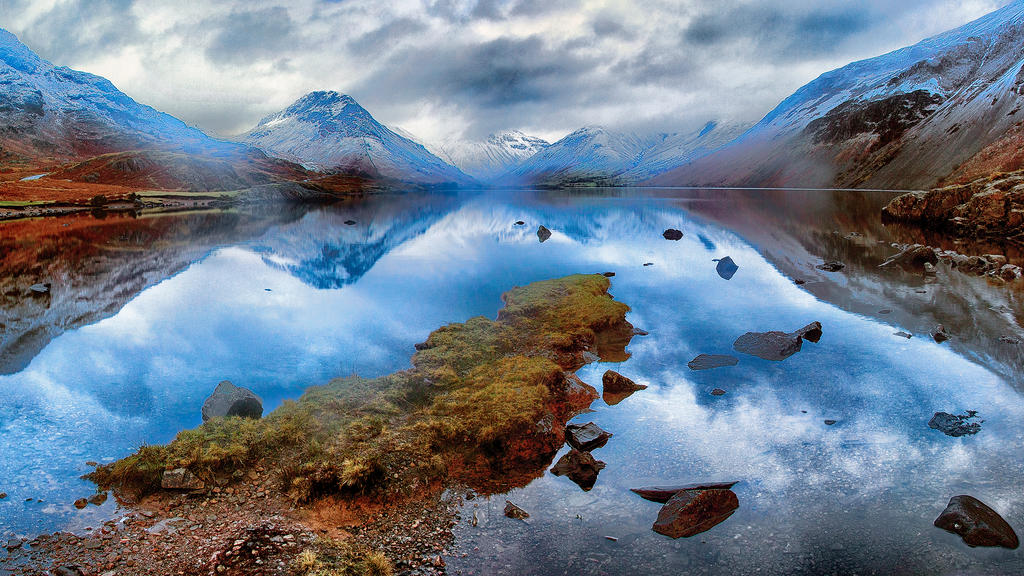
88;274;632;501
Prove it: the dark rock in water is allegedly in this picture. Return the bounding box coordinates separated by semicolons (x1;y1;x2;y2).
29;283;51;295
161;468;204;490
537;225;552;243
602;272;616;277
928;411;981;437
4;539;21;551
794;279;806;285
895;331;913;339
714;256;739;280
633;328;649;336
550;448;606;491
73;498;87;509
932;325;950;343
87;492;107;506
643;262;654;267
687;354;739;371
0;493;6;499
879;309;892;314
824;420;837;426
652;489;739;538
733;322;822;361
663;229;683;241
202;380;263;422
710;388;726;396
816;261;845;272
504;501;529;520
566;422;612;452
514;220;525;226
934;495;1018;549
879;244;939;272
631;482;739;503
344;220;356;225
602;370;646;394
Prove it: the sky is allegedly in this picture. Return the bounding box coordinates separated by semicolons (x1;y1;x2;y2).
0;0;1012;143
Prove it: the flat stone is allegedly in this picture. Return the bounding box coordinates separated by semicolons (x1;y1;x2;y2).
652;489;739;539
74;498;88;509
687;354;739;371
710;388;726;396
928;411;981;437
714;256;739;280
934;495;1018;549
631;482;739;503
663;229;683;241
733;322;822;361
565;422;612;452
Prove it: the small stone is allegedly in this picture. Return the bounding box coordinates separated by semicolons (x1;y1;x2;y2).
653;489;739;539
88;492;108;506
710;389;726;396
663;229;684;241
514;220;525;226
344;220;356;225
565;422;613;451
602;272;615;277
74;498;88;509
715;256;739;280
824;420;837;426
537;225;552;243
504;501;529;520
687;354;739;371
895;331;913;339
29;283;51;295
928;411;981;437
816;261;845;272
934;495;1018;549
932;325;950;343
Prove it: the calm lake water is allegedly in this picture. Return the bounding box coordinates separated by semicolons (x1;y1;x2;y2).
1;189;1022;575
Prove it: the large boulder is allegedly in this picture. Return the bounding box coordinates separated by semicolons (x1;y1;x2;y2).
879;244;939;272
652;489;739;539
602;370;646;394
631;482;739;503
733;322;822;361
565;422;612;451
934;495;1018;549
201;380;263;422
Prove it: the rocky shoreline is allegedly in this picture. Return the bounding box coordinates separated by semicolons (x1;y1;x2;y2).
4;275;635;576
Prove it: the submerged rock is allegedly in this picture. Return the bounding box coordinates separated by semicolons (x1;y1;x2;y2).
504;501;530;520
663;229;683;241
928;411;981;437
87;492;107;506
710;388;726;396
816;261;845;272
550;448;606;491
733;322;822;361
201;380;263;422
73;498;87;509
934;495;1018;549
29;283;51;295
895;331;913;339
514;220;525;226
344;220;356;225
932;325;951;343
631;482;738;503
687;354;739;371
879;244;939;272
652;489;739;539
714;256;739;280
565;422;612;452
537;225;552;243
161;468;204;491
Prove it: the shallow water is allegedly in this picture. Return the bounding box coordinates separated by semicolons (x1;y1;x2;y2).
0;189;1021;574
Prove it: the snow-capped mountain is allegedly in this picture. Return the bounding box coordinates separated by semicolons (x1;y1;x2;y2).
431;131;549;181
240;92;473;186
650;0;1024;190
496;123;748;187
0;28;232;166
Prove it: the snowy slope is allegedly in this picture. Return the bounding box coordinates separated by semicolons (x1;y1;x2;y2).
240;92;473;186
496;122;749;187
431;131;549;181
0;28;231;164
651;0;1024;189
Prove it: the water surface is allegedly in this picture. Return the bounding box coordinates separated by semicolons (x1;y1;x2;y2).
0;189;1021;575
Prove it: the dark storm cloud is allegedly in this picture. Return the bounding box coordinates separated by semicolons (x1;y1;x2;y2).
204;7;300;64
0;0;1011;140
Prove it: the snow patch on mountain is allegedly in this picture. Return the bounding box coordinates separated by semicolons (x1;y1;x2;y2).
430;130;550;181
240;92;472;186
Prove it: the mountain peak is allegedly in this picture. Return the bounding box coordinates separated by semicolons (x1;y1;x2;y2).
0;28;44;73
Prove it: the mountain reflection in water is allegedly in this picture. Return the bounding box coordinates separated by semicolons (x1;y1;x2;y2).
0;189;1020;576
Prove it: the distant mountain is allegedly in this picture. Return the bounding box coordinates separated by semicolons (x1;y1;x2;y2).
431;130;549;181
496;123;747;187
239;91;473;186
0;29;233;167
650;1;1024;190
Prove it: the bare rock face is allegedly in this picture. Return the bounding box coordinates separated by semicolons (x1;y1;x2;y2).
161;468;204;491
733;322;822;361
550;448;606;491
652;489;739;539
934;495;1019;549
201;380;263;422
883;171;1024;239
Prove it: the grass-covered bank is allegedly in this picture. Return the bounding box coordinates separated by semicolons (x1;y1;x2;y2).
88;274;634;503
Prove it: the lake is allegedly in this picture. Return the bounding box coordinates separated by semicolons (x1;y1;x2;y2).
1;189;1021;575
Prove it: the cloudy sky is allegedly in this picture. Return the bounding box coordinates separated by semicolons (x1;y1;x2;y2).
0;0;1012;143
